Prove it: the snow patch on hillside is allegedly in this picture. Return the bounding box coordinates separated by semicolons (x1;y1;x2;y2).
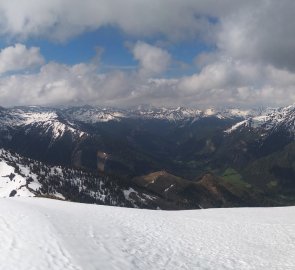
225;120;248;133
0;150;41;197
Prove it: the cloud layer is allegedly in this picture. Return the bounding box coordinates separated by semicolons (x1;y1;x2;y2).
0;0;237;41
0;1;295;108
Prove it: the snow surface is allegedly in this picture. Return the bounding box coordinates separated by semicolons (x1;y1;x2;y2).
0;198;295;270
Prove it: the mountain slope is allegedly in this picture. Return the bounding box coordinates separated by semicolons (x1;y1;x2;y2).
221;104;295;202
0;148;162;208
133;171;268;208
0;106;85;140
226;104;295;138
4;148;250;209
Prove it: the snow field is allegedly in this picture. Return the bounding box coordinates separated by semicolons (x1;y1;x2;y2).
0;198;294;270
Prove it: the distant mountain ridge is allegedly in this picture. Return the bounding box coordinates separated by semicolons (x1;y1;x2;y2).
62;105;261;122
0;104;261;126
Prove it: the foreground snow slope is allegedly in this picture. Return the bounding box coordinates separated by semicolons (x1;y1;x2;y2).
0;198;294;270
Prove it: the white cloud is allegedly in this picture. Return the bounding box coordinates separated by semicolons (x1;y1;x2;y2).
1;66;101;105
177;58;295;108
0;43;44;74
1;56;295;108
0;0;247;41
132;41;171;76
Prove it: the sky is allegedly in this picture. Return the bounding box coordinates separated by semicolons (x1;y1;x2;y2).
0;0;295;108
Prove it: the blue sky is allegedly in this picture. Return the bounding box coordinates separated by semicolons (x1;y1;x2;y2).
22;26;214;77
0;1;294;108
27;27;134;67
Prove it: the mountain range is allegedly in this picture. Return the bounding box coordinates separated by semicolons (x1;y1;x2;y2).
0;104;295;208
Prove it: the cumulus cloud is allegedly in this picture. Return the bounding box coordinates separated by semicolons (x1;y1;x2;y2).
132;41;171;76
0;62;100;106
0;43;44;74
177;58;295;108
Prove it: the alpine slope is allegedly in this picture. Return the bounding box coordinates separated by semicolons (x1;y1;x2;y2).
0;198;294;270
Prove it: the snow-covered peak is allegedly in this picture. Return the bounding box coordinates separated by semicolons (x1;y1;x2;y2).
225;104;295;136
61;105;261;124
0;107;85;140
63;106;204;122
131;106;203;121
203;108;216;116
220;108;259;118
63;106;126;123
130;106;256;122
19;110;85;140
